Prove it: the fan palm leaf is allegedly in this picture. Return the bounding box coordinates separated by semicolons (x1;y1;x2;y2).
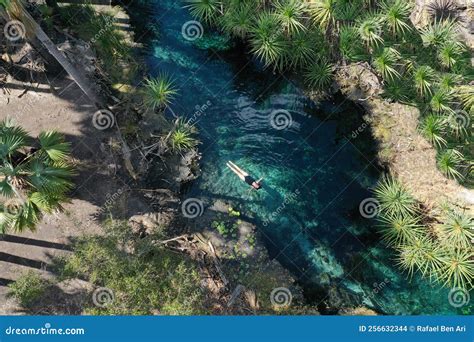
38;131;71;162
440;209;474;248
381;0;412;36
419;114;447;148
374;175;418;217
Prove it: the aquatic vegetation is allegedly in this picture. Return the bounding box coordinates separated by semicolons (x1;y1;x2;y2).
0;120;73;233
143;75;178;111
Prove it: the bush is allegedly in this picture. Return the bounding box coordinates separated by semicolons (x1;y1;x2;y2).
8;271;49;307
60;221;206;315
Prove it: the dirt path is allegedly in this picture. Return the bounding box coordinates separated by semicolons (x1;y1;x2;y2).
0;51;151;314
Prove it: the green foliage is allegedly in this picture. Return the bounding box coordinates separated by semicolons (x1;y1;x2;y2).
170;119;199;152
378;213;423;246
304;58;333;90
374;175;417;217
249;11;288;69
309;0;336;29
0;119;73;233
61;221;205;315
413;65;435;98
373;47;401;81
339;24;367;61
437;149;465;180
381;0;412;36
440;208;474;248
357;14;384;47
184;0;221;24
419;114;447;149
143;75;178;111
219;2;254;39
8;271;49;307
274;0;307;35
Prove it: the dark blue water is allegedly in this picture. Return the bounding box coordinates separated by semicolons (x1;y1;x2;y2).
130;0;461;314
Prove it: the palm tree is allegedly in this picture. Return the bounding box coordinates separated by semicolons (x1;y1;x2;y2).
413;65;435;98
419;114;447;148
430;90;456;114
437;149;464;180
455;85;474;113
437;41;464;70
357;14;384;48
0;120;74;233
219;2;254;39
143;75;178;111
419;19;456;48
374;175;418;217
289;30;318;68
440;208;474;248
308;0;336;30
274;0;307;35
438;73;462;91
249;11;288;69
373;47;401;81
339;24;367;62
184;0;221;24
439;248;474;289
304;58;333;90
378;212;423;247
381;0;412;36
170;119;198;152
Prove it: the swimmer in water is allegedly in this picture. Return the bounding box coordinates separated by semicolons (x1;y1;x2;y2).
226;161;263;190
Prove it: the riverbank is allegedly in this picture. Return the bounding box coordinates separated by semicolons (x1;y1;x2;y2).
0;2;314;315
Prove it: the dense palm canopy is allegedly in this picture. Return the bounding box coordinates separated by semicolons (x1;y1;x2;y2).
0;120;74;233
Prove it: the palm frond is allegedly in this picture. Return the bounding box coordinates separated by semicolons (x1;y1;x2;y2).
38;131;71;162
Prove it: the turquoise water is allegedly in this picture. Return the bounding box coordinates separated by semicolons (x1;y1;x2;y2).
130;0;465;314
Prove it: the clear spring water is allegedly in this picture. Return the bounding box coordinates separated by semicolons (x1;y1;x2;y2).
130;0;465;314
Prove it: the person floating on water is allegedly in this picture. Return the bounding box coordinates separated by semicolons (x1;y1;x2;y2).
226;161;263;190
